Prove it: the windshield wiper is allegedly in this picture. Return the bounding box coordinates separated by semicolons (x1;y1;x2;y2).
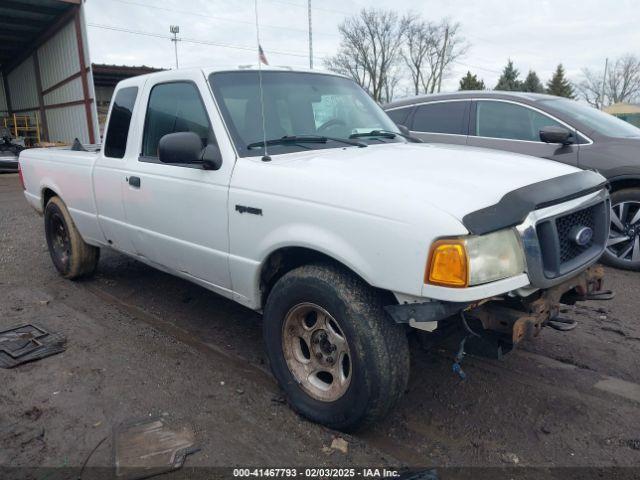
349;129;423;143
247;135;367;149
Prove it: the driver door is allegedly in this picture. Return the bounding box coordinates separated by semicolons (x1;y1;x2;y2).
121;72;235;292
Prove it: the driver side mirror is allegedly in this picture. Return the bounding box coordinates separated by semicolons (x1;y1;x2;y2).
539;126;575;145
158;131;223;170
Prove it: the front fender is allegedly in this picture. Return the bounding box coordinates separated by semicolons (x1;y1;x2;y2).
256;222;377;290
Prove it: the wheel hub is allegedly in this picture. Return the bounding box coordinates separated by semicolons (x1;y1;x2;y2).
282;303;352;402
311;330;337;363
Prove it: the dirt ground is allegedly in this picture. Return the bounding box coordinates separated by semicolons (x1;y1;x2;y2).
1;173;640;478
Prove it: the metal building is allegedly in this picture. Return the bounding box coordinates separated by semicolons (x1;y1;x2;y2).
0;0;99;145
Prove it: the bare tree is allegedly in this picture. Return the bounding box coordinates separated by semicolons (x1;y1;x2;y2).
325;8;409;103
325;48;371;93
383;64;403;103
607;55;640;104
576;69;607;108
401;18;438;95
431;20;467;93
402;18;466;94
577;54;640;108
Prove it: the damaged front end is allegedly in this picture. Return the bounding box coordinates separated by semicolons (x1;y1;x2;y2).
471;265;608;345
386;266;611;358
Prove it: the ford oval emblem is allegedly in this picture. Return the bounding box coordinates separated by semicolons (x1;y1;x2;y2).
571;226;594;246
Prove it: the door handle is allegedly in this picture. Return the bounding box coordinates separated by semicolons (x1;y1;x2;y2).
127;176;141;188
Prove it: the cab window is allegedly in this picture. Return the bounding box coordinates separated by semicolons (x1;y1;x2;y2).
104;87;138;158
141;81;215;160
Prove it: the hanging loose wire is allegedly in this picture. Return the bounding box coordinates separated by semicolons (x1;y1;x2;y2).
254;0;270;160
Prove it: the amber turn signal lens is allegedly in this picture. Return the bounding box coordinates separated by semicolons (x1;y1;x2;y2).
426;240;468;288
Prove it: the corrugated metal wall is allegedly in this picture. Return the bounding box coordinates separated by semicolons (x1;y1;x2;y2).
46;104;89;143
39;16;91;143
7;57;38;112
38;21;80;91
4;4;98;145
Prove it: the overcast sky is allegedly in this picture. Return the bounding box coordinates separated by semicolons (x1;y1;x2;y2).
84;0;640;96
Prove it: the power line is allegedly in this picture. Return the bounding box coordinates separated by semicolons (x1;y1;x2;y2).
106;0;339;38
452;60;502;75
87;23;330;59
265;0;350;15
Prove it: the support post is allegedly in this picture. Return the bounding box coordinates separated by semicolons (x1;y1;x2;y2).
32;50;49;142
73;9;95;144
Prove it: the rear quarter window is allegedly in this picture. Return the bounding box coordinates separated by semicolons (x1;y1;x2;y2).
104;87;138;159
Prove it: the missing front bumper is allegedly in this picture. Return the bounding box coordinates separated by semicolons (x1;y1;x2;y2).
387;266;608;347
470;265;606;345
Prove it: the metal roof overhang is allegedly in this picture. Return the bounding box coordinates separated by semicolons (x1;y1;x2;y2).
0;0;80;70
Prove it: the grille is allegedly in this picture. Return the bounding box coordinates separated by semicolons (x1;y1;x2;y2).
555;205;597;263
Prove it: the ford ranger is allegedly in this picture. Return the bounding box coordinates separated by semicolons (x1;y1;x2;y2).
19;67;610;431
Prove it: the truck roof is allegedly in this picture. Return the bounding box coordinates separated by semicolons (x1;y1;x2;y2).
113;65;348;89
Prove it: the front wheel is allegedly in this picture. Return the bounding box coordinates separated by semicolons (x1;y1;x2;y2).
263;263;410;431
44;196;100;279
602;188;640;271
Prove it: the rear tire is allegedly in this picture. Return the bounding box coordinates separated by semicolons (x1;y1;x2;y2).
44;196;100;279
263;263;410;431
602;188;640;271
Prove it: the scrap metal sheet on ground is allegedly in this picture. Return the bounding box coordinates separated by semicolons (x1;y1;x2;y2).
114;417;198;480
0;324;66;368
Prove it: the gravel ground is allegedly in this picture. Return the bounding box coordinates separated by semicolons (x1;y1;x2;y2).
1;173;640;478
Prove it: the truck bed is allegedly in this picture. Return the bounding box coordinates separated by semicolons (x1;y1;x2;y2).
19;144;101;222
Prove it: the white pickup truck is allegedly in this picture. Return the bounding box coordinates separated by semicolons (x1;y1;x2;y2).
20;67;610;430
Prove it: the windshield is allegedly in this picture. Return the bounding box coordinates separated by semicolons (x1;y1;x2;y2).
209;71;401;156
539;98;640;138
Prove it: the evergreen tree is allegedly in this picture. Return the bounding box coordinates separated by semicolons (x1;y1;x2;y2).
458;71;485;90
522;70;544;93
546;64;574;98
495;60;522;91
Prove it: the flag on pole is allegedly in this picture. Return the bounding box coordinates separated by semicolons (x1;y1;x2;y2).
258;44;269;66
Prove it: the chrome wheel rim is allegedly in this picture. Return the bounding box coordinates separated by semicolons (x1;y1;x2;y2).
282;303;352;402
607;201;640;263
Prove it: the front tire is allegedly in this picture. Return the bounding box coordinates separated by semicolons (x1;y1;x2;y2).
263;263;410;431
44;196;100;279
602;188;640;271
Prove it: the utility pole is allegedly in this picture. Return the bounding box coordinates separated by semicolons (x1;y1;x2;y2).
308;0;313;69
436;26;449;93
600;57;608;110
170;25;180;69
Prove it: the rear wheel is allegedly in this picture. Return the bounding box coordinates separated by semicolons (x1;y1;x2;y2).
44;196;100;279
602;188;640;271
263;263;410;431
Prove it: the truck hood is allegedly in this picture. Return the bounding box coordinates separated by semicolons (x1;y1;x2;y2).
239;142;582;229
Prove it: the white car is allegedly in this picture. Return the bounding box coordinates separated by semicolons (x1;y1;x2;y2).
19;67;610;430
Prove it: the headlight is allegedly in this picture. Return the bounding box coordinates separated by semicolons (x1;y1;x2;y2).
426;229;525;288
